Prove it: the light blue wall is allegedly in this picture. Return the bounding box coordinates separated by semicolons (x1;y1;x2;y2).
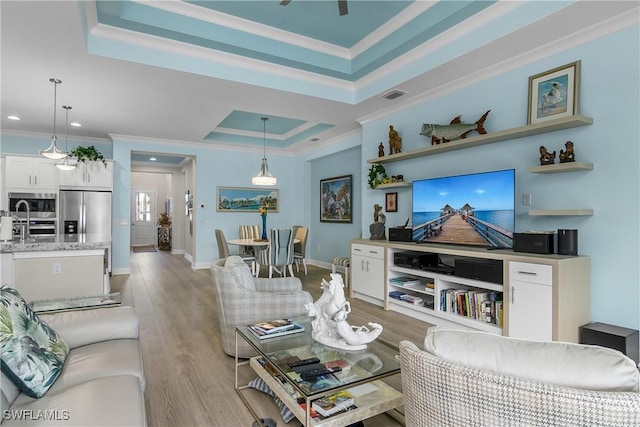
1;23;637;334
111;137;298;271
358;25;639;332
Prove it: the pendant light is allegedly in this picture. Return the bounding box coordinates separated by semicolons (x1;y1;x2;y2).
252;117;277;186
40;78;68;160
55;105;77;171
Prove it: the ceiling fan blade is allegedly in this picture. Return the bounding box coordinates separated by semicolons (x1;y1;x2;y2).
338;0;348;16
280;0;291;5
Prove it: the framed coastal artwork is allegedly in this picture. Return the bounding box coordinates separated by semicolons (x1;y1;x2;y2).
216;187;279;212
320;175;352;223
528;60;580;124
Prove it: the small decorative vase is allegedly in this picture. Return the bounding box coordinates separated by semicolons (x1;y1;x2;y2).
261;214;267;240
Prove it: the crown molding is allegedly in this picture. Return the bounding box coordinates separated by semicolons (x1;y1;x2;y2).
1;129;112;144
357;3;639;125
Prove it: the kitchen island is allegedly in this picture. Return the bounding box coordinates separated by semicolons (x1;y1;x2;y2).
1;233;111;302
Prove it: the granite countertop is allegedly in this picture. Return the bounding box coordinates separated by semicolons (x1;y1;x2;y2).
1;233;111;253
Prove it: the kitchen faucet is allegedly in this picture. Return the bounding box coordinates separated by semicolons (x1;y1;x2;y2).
15;199;30;241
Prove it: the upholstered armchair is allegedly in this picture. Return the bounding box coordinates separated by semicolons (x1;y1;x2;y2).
210;256;313;358
399;327;640;427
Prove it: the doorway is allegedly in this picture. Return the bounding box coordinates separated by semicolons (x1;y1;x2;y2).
131;188;156;247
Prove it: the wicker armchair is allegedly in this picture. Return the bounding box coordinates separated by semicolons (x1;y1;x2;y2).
399;329;640;427
210;256;312;358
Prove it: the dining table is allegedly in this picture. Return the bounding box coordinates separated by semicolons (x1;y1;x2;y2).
227;238;300;277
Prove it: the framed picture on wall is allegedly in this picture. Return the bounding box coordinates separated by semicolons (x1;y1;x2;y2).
216;187;279;212
320;175;352;223
528;60;580;124
385;192;398;212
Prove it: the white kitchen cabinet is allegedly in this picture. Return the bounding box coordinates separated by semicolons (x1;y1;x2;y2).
58;160;113;189
5;156;58;190
507;261;552;341
350;243;385;303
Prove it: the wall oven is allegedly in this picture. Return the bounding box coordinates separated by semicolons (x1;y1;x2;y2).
9;192;57;236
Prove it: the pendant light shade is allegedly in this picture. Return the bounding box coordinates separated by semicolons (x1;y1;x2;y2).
40;78;68;160
252;117;277;186
55;105;77;171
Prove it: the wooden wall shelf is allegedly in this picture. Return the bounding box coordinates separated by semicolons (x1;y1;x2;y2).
528;209;594;216
367;115;593;165
529;162;593;173
372;181;412;190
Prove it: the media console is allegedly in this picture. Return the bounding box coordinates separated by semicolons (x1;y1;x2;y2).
350;239;591;343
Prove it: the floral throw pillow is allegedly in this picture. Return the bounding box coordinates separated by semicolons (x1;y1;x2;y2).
0;286;69;398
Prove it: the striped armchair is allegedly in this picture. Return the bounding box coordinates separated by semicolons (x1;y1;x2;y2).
399;328;640;427
210;256;312;358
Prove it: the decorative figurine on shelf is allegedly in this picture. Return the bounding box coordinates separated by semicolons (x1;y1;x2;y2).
559;140;576;163
305;273;383;351
420;110;491;145
370;204;386;240
378;142;385;157
388;125;402;154
539;145;556;165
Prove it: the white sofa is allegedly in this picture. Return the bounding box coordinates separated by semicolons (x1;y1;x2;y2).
1;306;146;426
399;326;640;427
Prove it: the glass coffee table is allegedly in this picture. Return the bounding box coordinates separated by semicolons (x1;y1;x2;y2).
29;292;121;313
235;317;404;427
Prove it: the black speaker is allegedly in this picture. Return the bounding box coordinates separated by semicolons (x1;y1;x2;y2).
557;229;578;255
580;322;639;365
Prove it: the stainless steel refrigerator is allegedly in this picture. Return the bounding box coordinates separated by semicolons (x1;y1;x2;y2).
59;190;112;272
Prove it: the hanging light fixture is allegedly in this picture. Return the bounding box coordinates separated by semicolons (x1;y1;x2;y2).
55;105;77;171
252;117;277;186
40;78;68;160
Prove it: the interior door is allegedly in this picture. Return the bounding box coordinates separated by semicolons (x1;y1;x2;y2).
131;188;156;246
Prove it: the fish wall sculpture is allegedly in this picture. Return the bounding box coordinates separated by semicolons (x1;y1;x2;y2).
420;110;491;145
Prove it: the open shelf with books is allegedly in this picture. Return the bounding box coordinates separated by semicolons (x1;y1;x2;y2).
387;251;504;334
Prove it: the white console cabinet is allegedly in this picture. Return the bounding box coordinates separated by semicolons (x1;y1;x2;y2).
507;262;552;341
350;239;590;343
350;243;385;306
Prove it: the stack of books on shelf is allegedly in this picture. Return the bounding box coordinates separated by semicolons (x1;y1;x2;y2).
389;276;422;287
388;290;424;306
311;390;356;417
247;319;305;339
439;289;503;326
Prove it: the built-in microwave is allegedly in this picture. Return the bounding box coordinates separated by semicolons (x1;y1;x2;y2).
8;192;57;220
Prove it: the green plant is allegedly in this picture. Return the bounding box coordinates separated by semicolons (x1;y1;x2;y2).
69;145;107;167
368;164;388;189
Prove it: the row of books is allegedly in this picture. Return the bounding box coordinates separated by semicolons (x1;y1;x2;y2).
440;288;504;326
247;319;305;340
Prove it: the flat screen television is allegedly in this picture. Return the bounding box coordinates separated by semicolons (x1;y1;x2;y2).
412;169;515;248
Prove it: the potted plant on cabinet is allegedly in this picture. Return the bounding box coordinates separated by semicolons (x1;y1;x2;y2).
69;145;107;167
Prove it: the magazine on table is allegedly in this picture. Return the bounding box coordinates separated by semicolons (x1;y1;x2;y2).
312;390;356;417
247;320;305;340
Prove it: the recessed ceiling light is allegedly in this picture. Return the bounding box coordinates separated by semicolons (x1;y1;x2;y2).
70;122;81;127
7;115;20;121
149;157;157;161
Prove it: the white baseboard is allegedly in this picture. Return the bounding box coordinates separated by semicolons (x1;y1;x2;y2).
112;268;132;276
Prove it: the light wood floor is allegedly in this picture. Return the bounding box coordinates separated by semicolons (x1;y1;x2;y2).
112;251;432;427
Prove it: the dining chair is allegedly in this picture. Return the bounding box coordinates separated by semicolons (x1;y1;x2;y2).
238;225;261;256
292;225;309;275
215;229;255;273
257;228;295;279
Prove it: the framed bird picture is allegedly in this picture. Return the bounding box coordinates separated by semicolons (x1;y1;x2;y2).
528;61;580;124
